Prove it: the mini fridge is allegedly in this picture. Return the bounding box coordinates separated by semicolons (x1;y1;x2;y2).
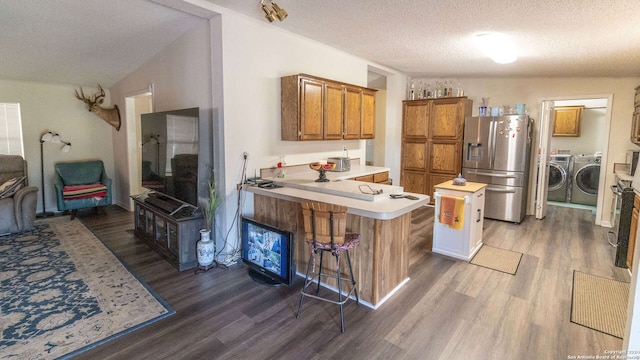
433;181;487;261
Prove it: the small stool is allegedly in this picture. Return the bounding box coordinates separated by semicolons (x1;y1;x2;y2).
296;201;360;333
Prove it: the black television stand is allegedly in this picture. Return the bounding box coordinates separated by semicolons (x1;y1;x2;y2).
132;194;203;271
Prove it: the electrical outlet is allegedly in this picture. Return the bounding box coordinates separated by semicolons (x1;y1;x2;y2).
242;151;249;159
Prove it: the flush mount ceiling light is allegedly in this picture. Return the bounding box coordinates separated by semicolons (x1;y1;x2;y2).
261;0;287;22
473;33;517;64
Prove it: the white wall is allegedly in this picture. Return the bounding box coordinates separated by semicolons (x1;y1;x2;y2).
206;6;405;262
550;107;606;156
0;80;115;214
110;20;213;211
415;77;639;224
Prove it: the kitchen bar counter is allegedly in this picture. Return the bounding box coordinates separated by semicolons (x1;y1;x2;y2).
246;171;429;308
248;185;428;220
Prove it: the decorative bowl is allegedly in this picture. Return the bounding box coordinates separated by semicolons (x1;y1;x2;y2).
309;162;335;182
322;162;336;171
309;162;322;171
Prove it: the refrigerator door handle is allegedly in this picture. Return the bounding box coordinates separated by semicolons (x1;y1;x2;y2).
486;186;517;194
488;119;496;169
464;170;517;178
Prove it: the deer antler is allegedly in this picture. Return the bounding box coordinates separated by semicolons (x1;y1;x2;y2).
95;84;106;104
74;87;94;104
73;84;121;131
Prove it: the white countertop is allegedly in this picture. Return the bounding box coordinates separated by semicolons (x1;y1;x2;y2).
616;170;634;183
247;185;429;220
266;165;400;201
249;165;429;220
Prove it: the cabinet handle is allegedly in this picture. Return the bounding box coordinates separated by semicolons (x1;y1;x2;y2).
477;209;482;222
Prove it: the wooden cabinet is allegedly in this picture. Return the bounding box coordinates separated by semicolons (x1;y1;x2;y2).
553;106;583;137
361;89;376;139
373;171;388;184
343;85;362;139
631;86;640;145
431;99;465;139
351;170;389;184
628;194;640;271
402;101;429;139
324;81;344;140
133;196;203;271
353;174;374;182
400;97;472;203
298;77;324;140
281;74;377;141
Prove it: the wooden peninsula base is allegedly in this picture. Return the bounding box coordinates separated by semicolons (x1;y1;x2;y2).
249;181;429;308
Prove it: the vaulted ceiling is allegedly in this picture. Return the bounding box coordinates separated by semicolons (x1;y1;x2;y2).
2;0;639;88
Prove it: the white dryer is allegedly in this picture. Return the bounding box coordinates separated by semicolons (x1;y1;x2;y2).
548;154;572;202
571;155;601;206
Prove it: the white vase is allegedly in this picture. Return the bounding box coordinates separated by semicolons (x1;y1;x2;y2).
197;229;215;267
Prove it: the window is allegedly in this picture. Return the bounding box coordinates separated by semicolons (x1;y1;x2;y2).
0;103;24;157
165;114;198;174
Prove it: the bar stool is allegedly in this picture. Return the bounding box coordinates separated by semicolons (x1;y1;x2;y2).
296;201;360;333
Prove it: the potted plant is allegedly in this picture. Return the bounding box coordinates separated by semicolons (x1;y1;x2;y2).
197;173;222;270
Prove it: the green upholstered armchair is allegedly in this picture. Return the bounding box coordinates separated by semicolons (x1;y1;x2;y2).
0;155;38;235
53;160;112;219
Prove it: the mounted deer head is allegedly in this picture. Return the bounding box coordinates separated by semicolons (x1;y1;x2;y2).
74;84;121;131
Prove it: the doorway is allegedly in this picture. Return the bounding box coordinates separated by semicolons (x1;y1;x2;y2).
535;95;613;226
124;88;153;210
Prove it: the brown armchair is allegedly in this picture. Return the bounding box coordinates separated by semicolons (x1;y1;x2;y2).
0;155;38;235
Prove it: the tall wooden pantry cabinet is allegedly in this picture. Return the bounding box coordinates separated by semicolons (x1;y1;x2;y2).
400;97;472;204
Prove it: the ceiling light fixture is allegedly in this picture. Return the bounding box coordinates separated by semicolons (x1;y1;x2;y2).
474;33;517;64
260;0;287;23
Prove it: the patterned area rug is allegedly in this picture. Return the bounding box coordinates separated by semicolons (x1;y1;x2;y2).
469;244;522;275
571;271;629;339
0;217;174;359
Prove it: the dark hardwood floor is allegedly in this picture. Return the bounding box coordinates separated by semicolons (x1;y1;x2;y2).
72;204;628;359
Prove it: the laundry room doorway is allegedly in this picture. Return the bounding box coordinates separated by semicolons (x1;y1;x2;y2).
535;95;612;226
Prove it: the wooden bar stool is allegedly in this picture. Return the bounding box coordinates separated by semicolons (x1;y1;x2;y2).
296;201;360;333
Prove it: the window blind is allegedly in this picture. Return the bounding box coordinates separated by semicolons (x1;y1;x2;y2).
0;103;24;157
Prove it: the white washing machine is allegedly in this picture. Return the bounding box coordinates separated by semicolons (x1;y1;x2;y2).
571;155;601;206
548;154;572;202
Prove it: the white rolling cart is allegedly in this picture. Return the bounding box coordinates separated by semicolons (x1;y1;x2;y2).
433;180;487;261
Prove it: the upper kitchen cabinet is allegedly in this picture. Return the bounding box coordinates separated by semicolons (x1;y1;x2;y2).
631;86;640;145
324;82;344;140
281;74;377;141
361;89;376;139
552;106;583;137
343;85;362;140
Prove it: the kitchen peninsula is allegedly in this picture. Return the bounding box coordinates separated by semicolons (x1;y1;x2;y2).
246;165;429;308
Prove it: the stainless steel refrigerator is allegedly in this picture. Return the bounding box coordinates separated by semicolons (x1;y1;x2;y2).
462;115;533;223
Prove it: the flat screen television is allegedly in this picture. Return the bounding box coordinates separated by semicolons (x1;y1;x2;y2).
140;107;199;209
241;217;294;286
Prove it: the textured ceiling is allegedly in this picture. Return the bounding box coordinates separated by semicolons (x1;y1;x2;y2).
203;0;640;78
1;0;639;89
